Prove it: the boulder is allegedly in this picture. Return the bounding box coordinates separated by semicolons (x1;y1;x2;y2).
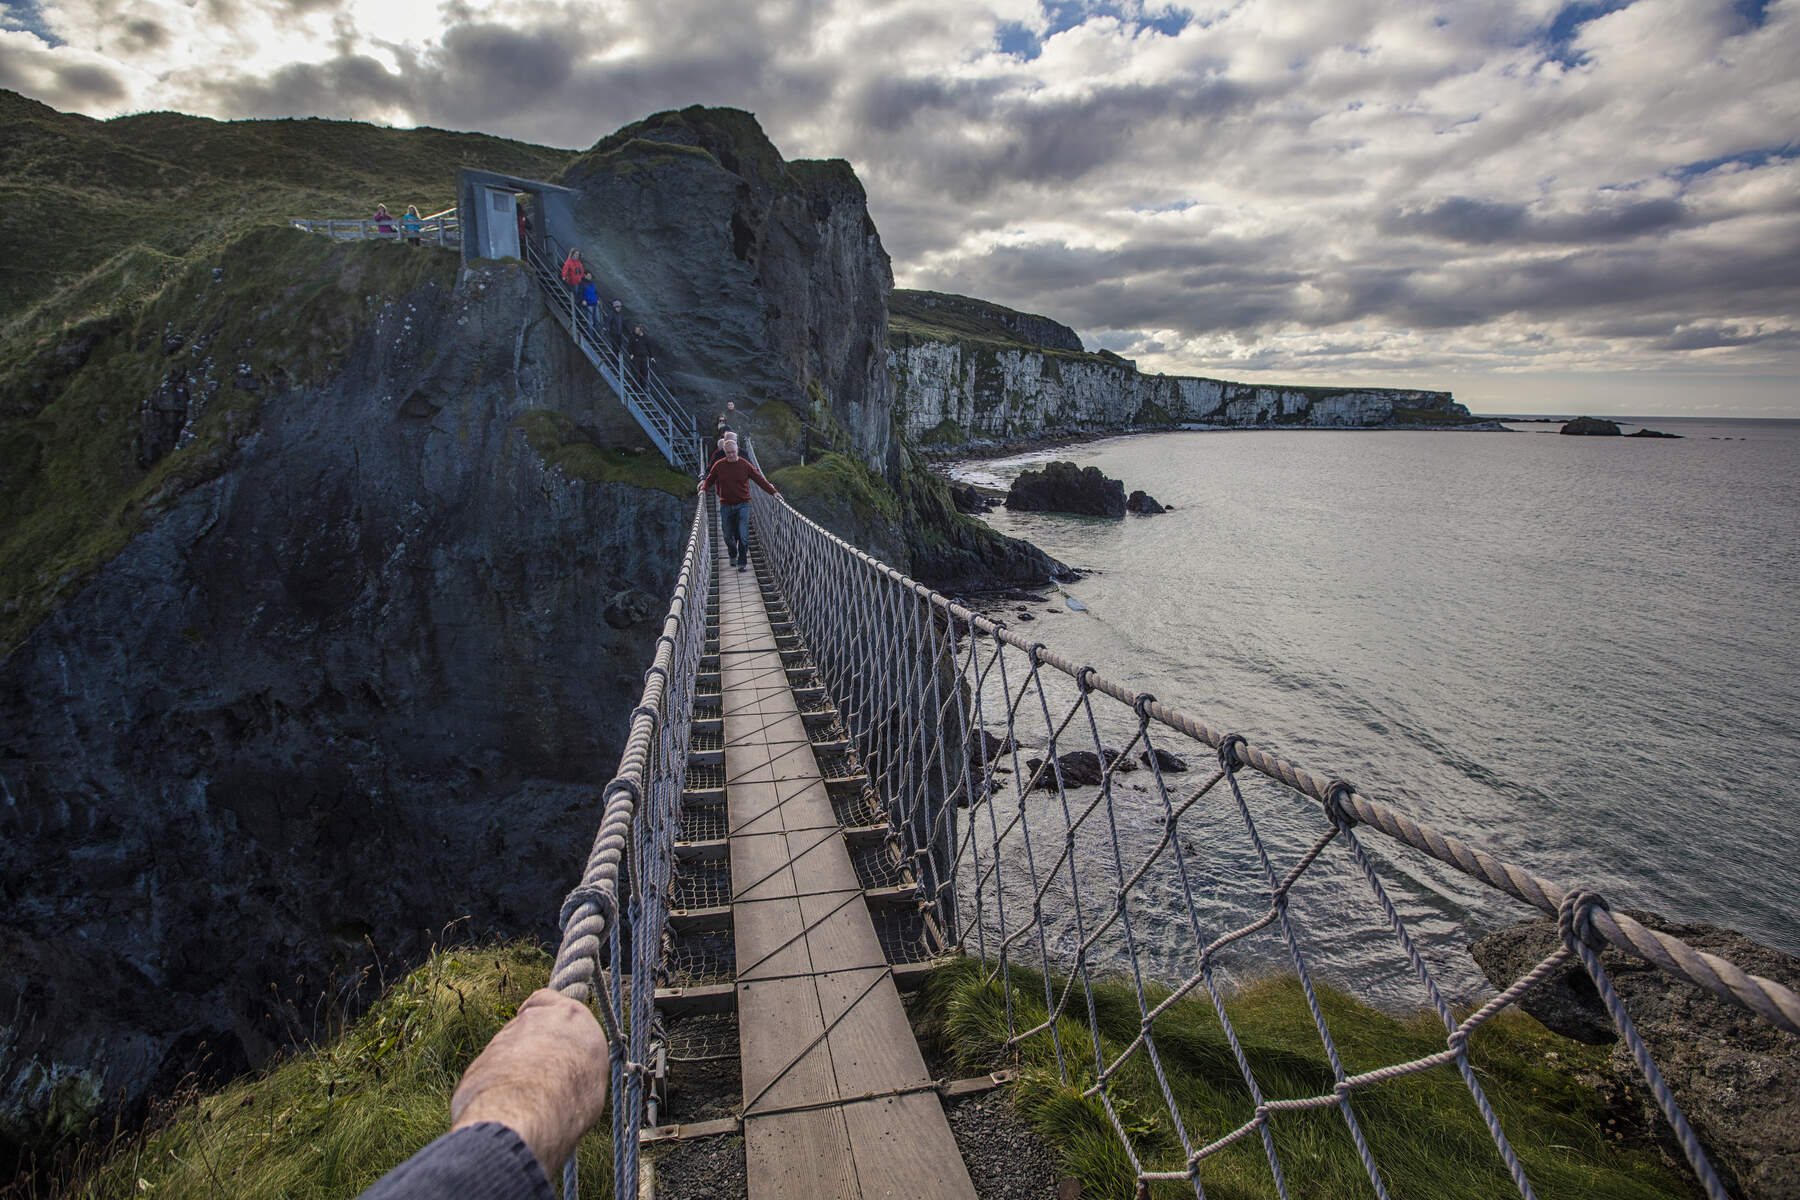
1471;914;1800;1198
968;729;1015;766
1126;489;1165;515
1022;749;1135;789
949;483;993;513
1139;747;1190;773
1005;461;1127;518
1560;416;1622;436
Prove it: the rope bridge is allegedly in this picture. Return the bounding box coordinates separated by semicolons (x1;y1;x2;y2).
542;479;1798;1199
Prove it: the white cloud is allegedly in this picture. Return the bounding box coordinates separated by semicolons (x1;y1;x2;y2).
3;0;1797;414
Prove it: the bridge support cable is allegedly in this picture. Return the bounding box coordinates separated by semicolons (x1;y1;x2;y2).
522;234;704;474
742;483;1794;1200
549;495;713;1198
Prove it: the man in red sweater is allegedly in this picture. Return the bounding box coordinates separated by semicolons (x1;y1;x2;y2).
696;435;779;571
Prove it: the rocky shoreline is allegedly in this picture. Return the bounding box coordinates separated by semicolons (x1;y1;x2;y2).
919;417;1510;467
1470;914;1798;1199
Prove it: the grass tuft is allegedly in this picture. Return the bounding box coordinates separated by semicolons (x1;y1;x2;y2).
916;957;1696;1200
50;943;615;1200
515;409;696;497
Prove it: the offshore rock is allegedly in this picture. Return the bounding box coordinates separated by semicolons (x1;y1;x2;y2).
1005;461;1127;518
0;262;687;1154
1628;427;1682;439
949;483;993;514
1470;914;1800;1199
1139;747;1189;773
1126;489;1164;515
1561;416;1622;436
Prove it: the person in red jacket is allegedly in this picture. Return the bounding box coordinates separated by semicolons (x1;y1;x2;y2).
696;435;779;571
560;249;583;288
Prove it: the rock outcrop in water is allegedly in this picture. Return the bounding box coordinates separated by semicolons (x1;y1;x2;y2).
890;289;1479;448
1005;461;1127;518
1561;416;1623;435
1471;914;1800;1199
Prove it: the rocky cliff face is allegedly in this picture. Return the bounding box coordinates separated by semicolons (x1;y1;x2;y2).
0;253;689;1156
553;109;1057;589
890;294;1470;446
557;108;896;477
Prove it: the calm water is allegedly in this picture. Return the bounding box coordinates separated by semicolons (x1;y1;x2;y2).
949;417;1800;1003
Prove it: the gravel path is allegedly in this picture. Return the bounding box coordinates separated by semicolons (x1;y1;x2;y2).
946;1088;1071;1199
650;1132;748;1199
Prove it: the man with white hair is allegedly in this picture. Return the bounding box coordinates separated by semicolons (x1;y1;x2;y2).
696;434;779;572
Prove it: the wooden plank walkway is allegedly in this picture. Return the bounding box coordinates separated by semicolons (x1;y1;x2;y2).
718;548;978;1200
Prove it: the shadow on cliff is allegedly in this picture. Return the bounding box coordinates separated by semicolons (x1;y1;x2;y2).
0;234;691;1171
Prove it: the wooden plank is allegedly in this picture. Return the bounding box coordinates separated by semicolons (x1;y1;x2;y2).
718;534;976;1200
733;893;814;982
795;890;888;974
744;1108;858;1200
814;967;932;1095
839;1093;978;1199
737;974;835;1111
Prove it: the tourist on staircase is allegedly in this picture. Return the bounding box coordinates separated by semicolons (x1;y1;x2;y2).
604;298;624;348
627;323;655;391
697;433;779;571
560;248;584;289
577;272;599;323
358;989;609;1199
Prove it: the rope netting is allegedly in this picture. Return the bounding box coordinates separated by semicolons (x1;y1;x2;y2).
745;484;1798;1200
545;475;1797;1199
547;495;712;1196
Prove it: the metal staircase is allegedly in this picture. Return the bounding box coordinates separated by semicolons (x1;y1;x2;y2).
523;235;704;474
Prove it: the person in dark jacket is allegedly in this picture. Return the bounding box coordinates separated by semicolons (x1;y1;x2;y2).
696;434;778;570
627;324;654;389
604;299;624;347
358;989;609;1199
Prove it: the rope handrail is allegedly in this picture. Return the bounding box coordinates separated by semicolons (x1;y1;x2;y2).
747;483;1800;1034
739;473;1793;1200
541;440;1788;1200
549;494;712;1197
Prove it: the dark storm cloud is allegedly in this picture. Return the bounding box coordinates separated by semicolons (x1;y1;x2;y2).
853;70;1254;199
55;59;124;99
1656;324;1796;352
1383;194;1689;244
118;17;166;51
210;51;416;116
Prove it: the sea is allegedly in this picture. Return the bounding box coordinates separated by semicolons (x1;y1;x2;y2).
945;416;1800;1006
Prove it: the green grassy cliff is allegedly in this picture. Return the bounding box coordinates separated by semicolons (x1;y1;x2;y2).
0;88;573;337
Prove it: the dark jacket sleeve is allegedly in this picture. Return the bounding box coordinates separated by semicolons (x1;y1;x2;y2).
359;1122;554;1200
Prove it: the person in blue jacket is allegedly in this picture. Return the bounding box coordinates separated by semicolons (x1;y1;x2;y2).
359;989;609;1199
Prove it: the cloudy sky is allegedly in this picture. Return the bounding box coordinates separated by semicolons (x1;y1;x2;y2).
4;0;1797;416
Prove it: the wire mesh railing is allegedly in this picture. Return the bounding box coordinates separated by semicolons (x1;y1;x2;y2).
548;494;712;1197
745;483;1799;1200
288;209;460;246
527;233;704;474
